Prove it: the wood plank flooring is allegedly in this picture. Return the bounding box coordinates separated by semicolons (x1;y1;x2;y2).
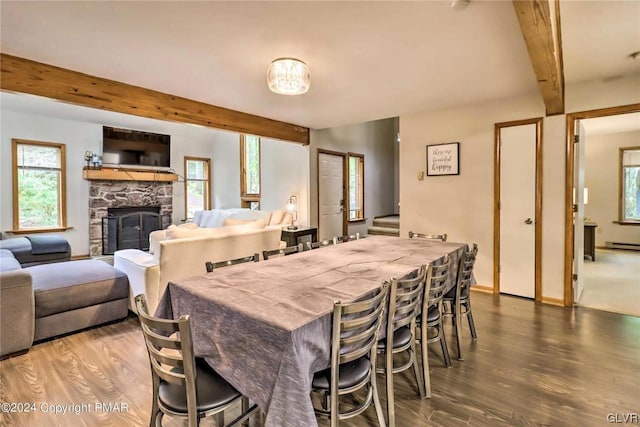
1;292;638;426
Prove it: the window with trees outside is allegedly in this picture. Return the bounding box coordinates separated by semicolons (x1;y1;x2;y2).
184;156;211;219
621;146;640;222
348;153;365;221
240;134;261;210
12;139;67;232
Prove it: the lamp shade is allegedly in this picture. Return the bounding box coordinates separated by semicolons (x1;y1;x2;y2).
267;58;310;95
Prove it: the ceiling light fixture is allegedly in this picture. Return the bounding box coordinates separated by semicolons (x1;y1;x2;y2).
267;58;310;95
451;0;470;10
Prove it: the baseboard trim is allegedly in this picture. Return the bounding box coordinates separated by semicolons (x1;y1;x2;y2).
541;296;565;307
471;285;494;294
71;254;90;260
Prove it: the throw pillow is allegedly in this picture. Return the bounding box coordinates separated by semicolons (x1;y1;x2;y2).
269;209;285;225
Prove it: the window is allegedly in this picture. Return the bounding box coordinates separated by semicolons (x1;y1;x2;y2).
348;153;365;221
12;139;67;231
621;146;640;222
184;156;211;219
240;134;261;210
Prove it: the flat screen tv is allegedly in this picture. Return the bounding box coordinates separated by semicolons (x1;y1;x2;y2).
102;126;171;169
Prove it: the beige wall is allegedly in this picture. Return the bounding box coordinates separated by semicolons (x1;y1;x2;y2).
399;74;640;301
585;130;640;246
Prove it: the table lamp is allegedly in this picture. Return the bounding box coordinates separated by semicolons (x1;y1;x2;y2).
286;195;298;230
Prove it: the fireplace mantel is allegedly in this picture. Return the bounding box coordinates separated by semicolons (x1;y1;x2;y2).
83;167;178;182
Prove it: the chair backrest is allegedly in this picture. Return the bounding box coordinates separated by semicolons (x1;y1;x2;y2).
263;243;304;260
423;255;452;312
385;265;427;340
408;231;447;242
135;294;198;415
331;283;389;369
305;238;335;250
205;253;259;272
456;244;478;299
335;233;361;243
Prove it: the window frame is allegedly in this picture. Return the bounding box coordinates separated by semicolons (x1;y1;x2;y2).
347;152;365;222
240;134;261;209
619;145;640;224
184;156;212;220
12;139;68;233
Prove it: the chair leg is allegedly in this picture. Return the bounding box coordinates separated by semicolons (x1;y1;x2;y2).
420;325;431;399
371;371;387;427
438;323;452;368
386;348;395;427
454;311;463;361
466;304;478;340
410;336;425;399
214;412;224;427
150;401;161;427
241;397;250;427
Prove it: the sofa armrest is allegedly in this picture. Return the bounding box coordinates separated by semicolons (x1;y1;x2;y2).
113;249;160;313
0;270;34;357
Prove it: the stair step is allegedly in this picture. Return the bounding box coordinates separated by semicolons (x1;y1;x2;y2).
372;216;399;229
367;226;400;237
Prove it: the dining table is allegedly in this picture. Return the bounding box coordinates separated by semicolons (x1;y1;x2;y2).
155;235;467;427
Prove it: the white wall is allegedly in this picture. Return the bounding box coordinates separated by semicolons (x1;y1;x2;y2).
1;102;310;255
585;130;640;246
399;73;640;301
310;117;397;237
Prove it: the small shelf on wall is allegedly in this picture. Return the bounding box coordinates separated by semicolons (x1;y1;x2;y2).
82;167;178;182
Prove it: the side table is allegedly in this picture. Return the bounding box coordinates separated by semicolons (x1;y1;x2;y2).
281;227;318;247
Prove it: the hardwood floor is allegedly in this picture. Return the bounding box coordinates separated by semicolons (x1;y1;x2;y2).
1;293;638;427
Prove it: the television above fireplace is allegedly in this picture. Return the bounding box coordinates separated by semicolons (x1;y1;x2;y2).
102;126;171;170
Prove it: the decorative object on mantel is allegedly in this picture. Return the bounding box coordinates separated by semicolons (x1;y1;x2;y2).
426;142;460;176
82;167;178;182
84;150;102;169
267;58;310;95
286;195;298;230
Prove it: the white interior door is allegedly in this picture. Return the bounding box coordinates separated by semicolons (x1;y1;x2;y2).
318;152;344;240
574;120;586;303
500;124;537;298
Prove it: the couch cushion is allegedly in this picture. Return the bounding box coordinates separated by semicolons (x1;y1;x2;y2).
0;236;71;267
0;255;22;272
222;218;255;226
269;209;285;225
29;260;129;318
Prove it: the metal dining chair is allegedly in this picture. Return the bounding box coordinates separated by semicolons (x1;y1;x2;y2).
408;231;447;242
442;244;478;360
205;253;259;272
376;265;427;426
416;255;452;399
304;238;335;250
263;243;304;260
311;283;389;427
134;294;258;427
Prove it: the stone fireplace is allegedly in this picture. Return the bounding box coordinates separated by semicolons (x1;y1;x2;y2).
89;181;172;256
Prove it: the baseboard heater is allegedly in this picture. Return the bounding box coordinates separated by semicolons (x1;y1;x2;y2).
605;241;640;251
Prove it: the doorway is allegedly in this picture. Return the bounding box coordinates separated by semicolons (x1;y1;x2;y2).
565;104;640;313
317;149;347;241
494;118;543;300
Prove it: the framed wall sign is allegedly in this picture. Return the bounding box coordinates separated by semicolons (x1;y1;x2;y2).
426;142;460;176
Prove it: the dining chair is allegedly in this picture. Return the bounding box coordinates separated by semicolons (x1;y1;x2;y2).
335;232;361;243
376;265;427;426
408;231;447;242
263;243;304;260
205;253;259;272
134;294;258;427
304;238;335;250
442;244;478;360
416;255;452;399
311;283;389;427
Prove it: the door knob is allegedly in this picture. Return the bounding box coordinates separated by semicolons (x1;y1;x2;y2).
524;218;533;225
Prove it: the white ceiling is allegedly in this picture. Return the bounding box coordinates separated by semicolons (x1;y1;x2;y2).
1;1;638;130
582;112;640;136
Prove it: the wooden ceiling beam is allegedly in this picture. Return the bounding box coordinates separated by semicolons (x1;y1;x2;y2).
0;53;309;144
513;0;565;115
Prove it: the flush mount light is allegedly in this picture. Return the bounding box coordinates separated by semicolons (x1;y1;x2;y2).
267;58;310;95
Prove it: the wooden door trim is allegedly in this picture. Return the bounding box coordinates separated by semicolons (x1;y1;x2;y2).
494;117;544;301
316;149;348;239
564;103;640;306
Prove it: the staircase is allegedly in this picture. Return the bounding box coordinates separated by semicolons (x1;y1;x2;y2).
368;215;400;237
